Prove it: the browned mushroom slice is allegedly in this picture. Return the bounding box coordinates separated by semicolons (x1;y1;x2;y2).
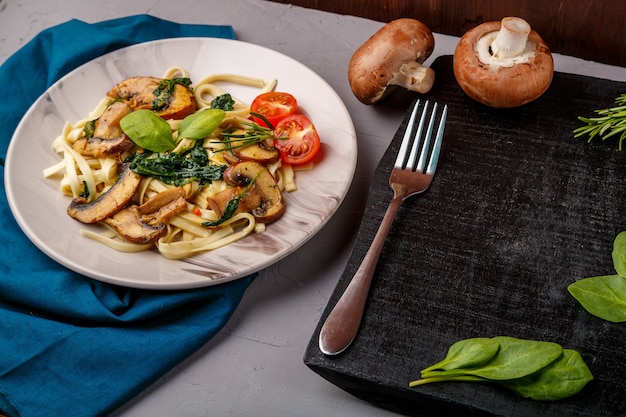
206;187;243;218
67;163;142;224
138;187;187;215
93;101;133;139
104;206;165;244
142;196;187;227
72;101;135;158
104;193;188;244
107;76;197;120
233;142;280;165
221;161;285;224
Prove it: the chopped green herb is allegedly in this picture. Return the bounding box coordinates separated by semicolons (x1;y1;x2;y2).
210;93;235;111
83;119;96;138
79;181;90;199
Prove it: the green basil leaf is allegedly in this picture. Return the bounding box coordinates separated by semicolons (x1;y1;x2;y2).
120;109;175;152
499;349;594;401
177;108;225;140
567;274;626;322
612;231;626;277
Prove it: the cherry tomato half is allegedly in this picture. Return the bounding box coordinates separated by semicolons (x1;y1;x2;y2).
250;92;298;128
274;114;321;165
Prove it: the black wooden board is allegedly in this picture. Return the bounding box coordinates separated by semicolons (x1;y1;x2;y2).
304;55;626;417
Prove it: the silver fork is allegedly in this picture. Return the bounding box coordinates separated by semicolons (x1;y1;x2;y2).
318;100;448;355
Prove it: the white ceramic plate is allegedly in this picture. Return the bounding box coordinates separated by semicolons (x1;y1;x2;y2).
5;38;357;289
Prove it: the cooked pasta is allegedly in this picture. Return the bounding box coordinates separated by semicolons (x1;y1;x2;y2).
44;68;298;260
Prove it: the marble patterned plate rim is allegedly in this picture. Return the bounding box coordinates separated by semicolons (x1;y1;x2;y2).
4;37;357;290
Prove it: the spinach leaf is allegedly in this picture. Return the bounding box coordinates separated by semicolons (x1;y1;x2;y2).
499;349;594;401
612;231;626;277
410;337;592;401
128;140;226;186
567;274;626;322
120;109;175;152
211;93;235;111
177;108;225;140
568;231;626;322
151;77;192;111
421;337;562;381
420;338;499;374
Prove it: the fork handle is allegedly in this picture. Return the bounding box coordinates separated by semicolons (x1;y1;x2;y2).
318;194;404;355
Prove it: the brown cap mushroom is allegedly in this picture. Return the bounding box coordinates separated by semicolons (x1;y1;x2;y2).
453;17;554;108
348;18;436;105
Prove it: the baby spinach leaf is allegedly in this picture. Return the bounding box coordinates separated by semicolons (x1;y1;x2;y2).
612;231;626;277
177;108;225;140
420;338;500;375
410;337;592;401
567;274;626;322
499;349;594;401
422;337;562;381
120;109;175;152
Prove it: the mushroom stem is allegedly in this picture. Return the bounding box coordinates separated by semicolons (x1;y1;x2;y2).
491;17;531;59
475;17;537;68
388;62;435;94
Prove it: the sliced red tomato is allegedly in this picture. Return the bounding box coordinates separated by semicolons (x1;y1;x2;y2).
250;92;298;128
273;114;321;165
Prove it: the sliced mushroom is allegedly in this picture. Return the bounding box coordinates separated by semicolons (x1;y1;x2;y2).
104;191;187;244
67;163;142;224
142;196;187;227
348;18;436;104
208;161;285;224
138;187;186;215
233;142;280;165
72;101;135;158
104;206;165;244
107;76;197;120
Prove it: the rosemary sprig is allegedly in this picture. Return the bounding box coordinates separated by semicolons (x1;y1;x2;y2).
210;112;279;153
574;93;626;150
213;121;275;152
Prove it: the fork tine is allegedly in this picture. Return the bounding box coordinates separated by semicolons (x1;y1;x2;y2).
394;99;421;169
405;101;430;170
414;102;438;172
426;104;447;175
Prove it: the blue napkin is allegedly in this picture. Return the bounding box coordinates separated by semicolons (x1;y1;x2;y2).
0;15;255;417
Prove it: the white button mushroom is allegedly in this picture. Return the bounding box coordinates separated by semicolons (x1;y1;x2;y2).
348;18;436;105
453;17;554;108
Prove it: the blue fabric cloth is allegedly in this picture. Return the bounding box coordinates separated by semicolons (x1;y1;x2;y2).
0;15;255;417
